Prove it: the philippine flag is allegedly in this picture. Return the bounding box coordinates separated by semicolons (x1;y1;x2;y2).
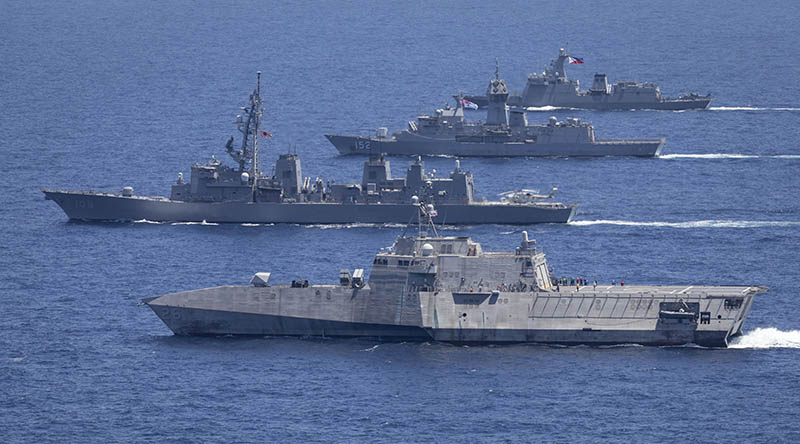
568;56;584;65
461;99;479;110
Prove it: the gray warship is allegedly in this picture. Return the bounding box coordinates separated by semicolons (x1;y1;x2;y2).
464;48;712;110
145;204;765;347
326;68;665;157
43;73;575;224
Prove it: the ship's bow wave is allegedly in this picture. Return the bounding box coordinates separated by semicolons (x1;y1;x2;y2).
728;328;800;349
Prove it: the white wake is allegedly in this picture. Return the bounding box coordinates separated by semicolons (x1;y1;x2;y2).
660;153;800;160
570;220;800;229
301;223;407;230
170;220;219;226
729;328;800;349
525;106;567;111
708;106;800;111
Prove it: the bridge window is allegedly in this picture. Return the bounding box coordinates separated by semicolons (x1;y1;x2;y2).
724;298;743;310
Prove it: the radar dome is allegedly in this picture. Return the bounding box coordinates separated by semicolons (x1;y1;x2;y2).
421;243;434;256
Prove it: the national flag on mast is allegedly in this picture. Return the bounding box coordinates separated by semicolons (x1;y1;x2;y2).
567;56;584;65
261;130;272;137
461;99;479;110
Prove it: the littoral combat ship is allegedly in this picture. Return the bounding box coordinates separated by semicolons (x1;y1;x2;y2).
145;203;765;347
43;73;575;225
464;48;712;110
326;67;665;157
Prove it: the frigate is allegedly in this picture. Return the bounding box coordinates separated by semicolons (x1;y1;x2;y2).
144;203;765;347
464;48;712;110
43;73;575;224
325;68;665;157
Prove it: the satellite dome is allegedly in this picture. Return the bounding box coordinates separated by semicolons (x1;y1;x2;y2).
421;243;434;256
241;172;250;184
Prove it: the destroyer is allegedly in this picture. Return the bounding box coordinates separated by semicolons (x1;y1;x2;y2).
145;204;765;347
326;67;665;157
43;73;575;224
464;48;712;110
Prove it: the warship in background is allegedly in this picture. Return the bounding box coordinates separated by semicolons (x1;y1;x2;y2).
43;73;575;224
145;203;765;347
326;64;665;157
464;48;712;110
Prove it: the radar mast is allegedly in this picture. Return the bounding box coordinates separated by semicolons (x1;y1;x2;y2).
227;72;265;176
401;201;439;239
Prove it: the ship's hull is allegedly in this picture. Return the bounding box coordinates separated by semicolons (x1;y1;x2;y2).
143;302;430;340
43;190;576;224
147;305;732;347
464;94;712;110
326;134;665;157
146;284;764;348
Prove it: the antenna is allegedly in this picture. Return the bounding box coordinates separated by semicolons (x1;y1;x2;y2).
252;71;262;178
417;202;439;238
495;57;500;80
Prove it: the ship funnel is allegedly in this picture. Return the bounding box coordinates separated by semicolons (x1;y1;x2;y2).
591;73;610;94
509;109;528;127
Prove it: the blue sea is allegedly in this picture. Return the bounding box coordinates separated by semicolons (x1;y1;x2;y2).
2;0;800;442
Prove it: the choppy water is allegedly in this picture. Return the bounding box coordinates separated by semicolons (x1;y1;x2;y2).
2;0;800;442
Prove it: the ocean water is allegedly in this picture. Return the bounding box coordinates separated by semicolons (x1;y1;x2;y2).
2;0;800;442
